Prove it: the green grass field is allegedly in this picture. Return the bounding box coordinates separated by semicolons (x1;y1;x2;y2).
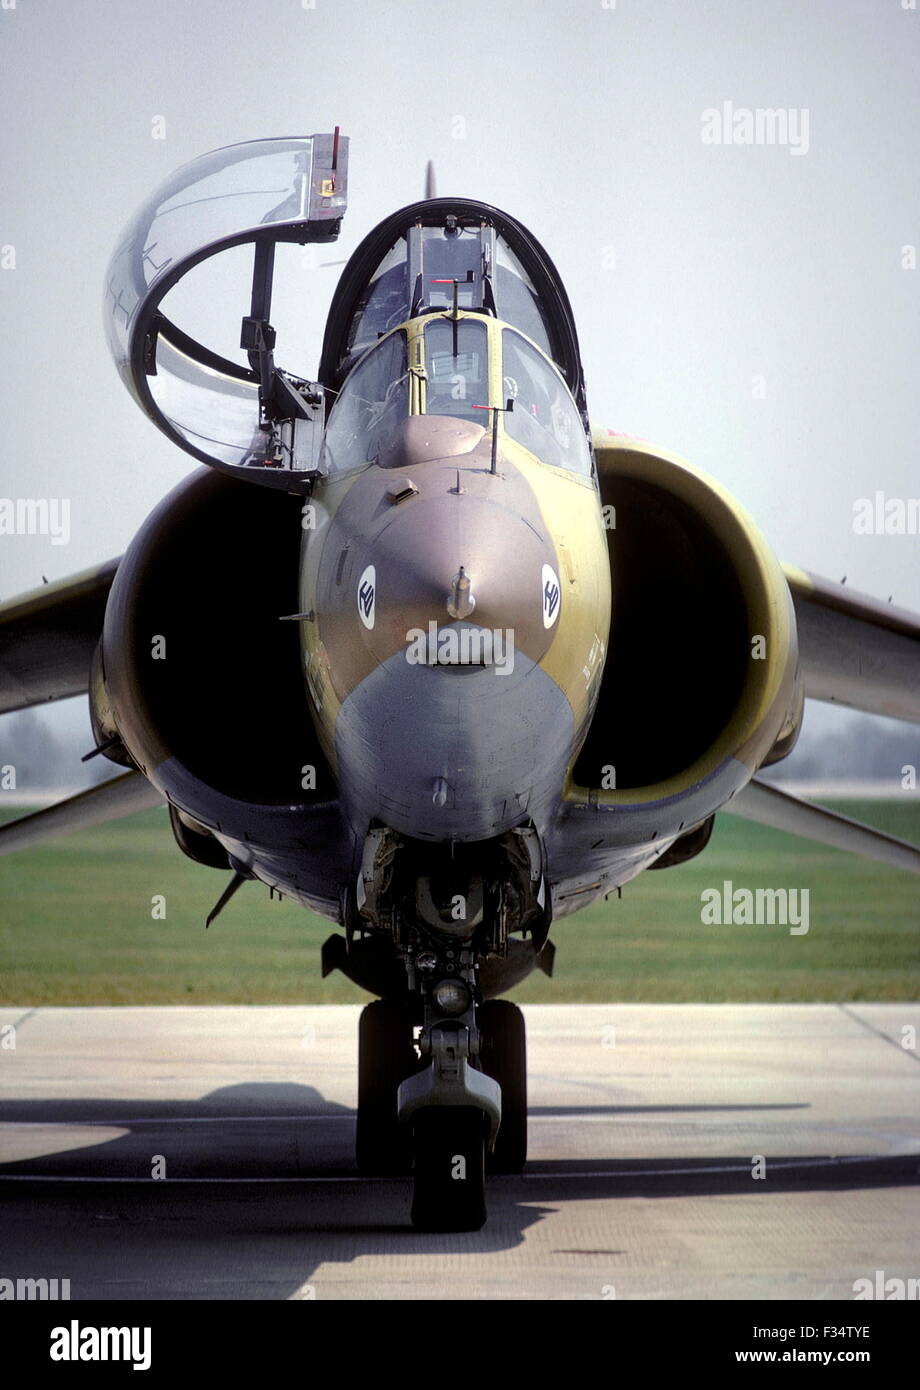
1;800;917;1004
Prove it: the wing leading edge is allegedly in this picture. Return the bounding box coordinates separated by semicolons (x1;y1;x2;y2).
0;560;120;716
723;570;920;872
784;565;920;724
725;776;920;876
0;771;164;857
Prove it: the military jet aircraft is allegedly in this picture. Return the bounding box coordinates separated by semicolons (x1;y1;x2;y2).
1;131;918;1230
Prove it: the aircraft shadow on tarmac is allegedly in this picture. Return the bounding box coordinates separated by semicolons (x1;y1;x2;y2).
0;1083;916;1297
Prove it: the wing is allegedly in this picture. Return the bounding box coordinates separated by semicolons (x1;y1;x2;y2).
719;569;920;872
0;560;120;715
0;559;166;855
725;777;920;875
784;566;920;724
0;771;164;857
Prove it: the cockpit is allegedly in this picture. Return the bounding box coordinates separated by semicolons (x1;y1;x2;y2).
321;207;593;480
342;222;556;366
103;133;592;493
322;310;592;480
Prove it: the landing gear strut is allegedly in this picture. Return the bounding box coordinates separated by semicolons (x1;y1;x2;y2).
354;996;529;1229
348;825;545;1229
406;1000;527;1230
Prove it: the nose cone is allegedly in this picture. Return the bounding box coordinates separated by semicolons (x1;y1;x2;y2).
317;417;562;695
361;487;555;671
313;418;572;840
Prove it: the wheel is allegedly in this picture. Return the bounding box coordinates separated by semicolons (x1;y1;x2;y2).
479;999;527;1174
410;1106;487;1232
355;999;417;1175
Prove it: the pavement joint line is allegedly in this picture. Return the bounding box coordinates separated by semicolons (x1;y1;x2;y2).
0;1115;357;1126
837;1002;920;1066
0;1110;814;1127
3;1007;37;1033
0;1108;830;1128
0;1154;915;1184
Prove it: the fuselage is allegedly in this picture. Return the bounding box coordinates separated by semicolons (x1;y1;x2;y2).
298;201;611;847
98;167;800;926
300;315;611;845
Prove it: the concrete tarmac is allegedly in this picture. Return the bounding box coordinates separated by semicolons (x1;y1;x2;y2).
0;1003;917;1300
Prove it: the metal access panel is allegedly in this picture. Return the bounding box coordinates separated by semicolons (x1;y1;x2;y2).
104;133;349;490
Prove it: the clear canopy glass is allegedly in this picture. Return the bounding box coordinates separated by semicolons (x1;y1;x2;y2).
345;238;409;357
322;331;409;473
501;329;592;475
103;136;344;477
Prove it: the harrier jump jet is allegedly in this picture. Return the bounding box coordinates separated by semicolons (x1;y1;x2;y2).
2;132;918;1230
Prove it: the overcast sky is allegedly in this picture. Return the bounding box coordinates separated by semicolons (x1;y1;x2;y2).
1;0;918;759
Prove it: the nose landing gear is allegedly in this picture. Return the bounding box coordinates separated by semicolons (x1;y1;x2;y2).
351;827;541;1228
355;987;528;1230
411;1105;488;1232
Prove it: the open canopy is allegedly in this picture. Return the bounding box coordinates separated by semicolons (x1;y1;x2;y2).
104;133;348;489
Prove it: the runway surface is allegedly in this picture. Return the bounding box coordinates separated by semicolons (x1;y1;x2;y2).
0;1003;917;1300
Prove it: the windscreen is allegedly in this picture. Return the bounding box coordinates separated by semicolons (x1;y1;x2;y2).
424;318;489;423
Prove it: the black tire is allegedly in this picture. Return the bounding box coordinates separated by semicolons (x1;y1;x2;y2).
479;999;527;1174
355;999;417;1175
410;1106;487;1232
